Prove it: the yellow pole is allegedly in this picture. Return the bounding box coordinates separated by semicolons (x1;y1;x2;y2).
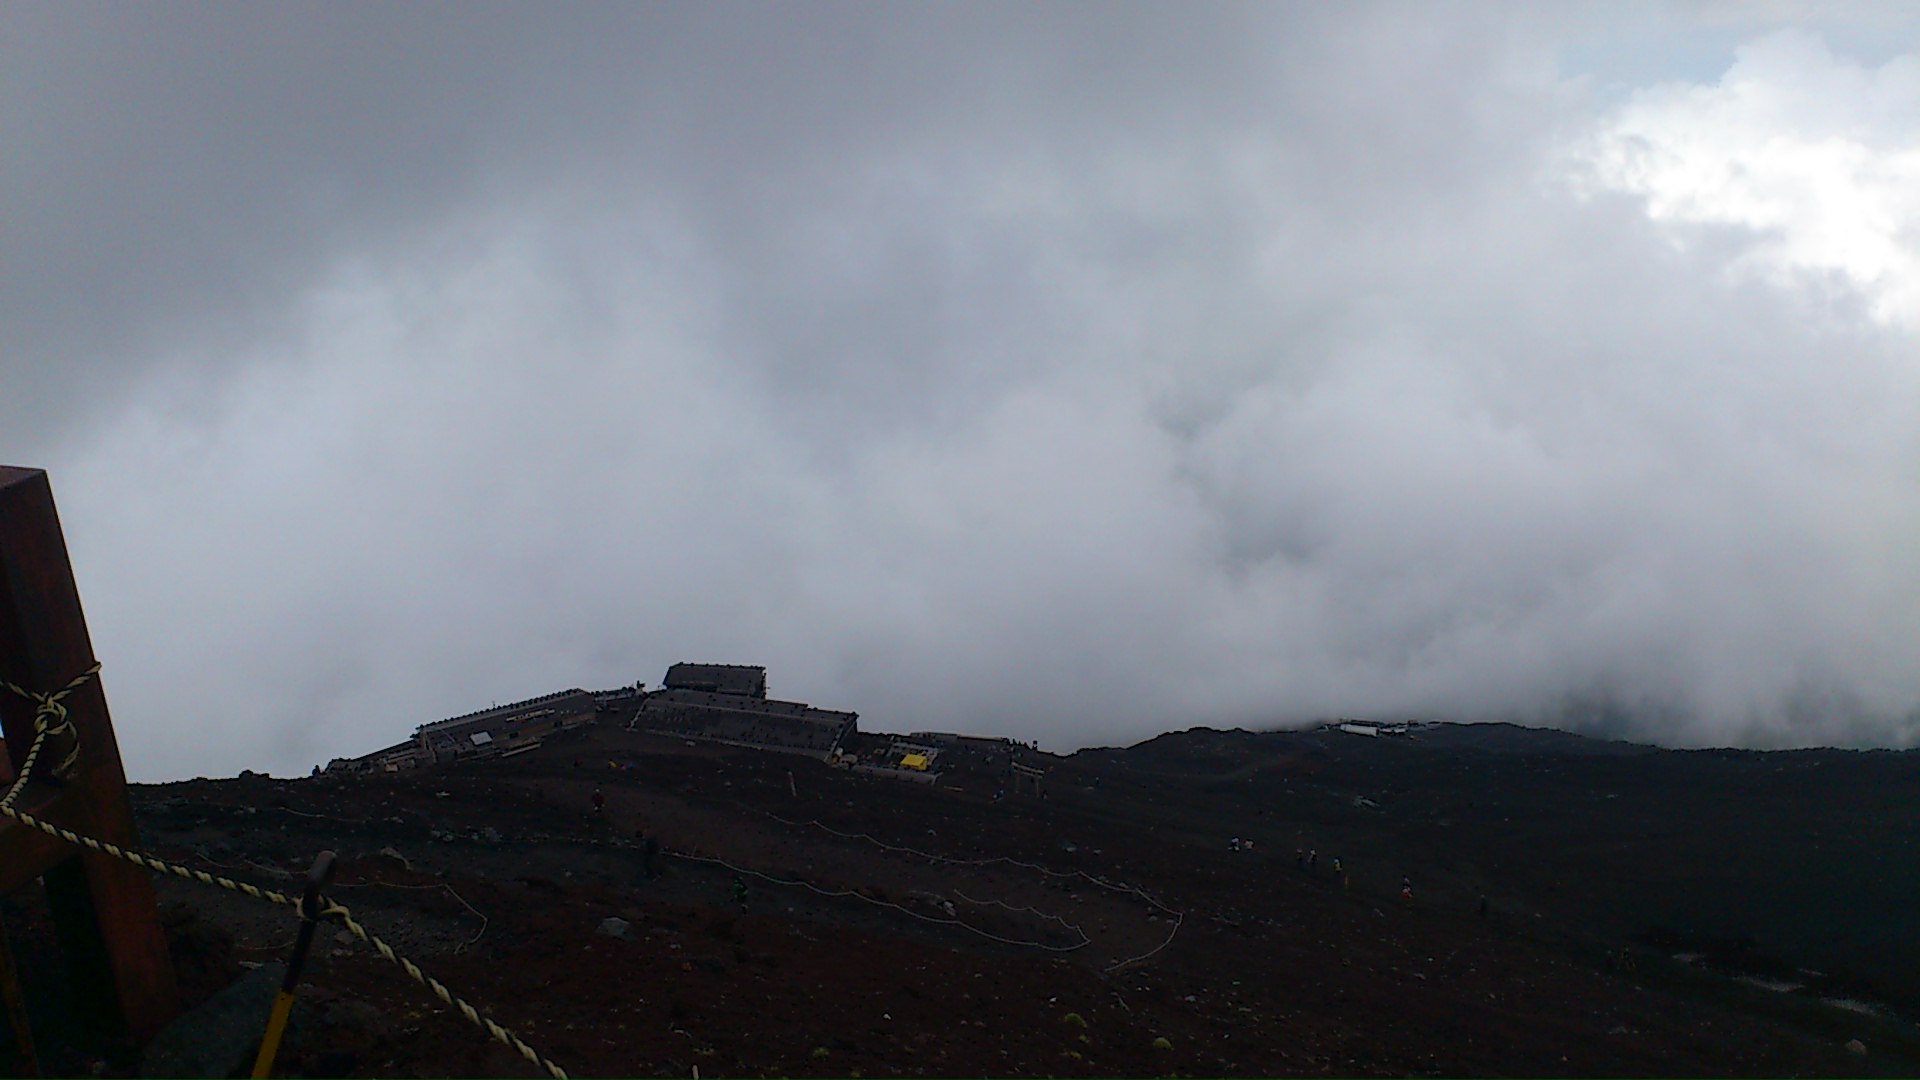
251;851;335;1079
250;991;297;1079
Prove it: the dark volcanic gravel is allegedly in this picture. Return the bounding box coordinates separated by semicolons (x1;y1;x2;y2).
4;722;1916;1078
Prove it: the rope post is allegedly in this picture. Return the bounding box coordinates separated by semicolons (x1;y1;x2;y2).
251;851;335;1079
0;466;178;1043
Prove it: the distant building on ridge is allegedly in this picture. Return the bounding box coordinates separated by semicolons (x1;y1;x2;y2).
326;687;599;774
635;662;854;756
662;663;768;699
325;662;860;776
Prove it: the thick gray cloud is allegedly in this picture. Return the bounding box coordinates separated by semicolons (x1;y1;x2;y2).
5;3;1918;780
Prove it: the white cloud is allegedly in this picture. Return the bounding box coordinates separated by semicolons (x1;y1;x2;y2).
1575;30;1920;327
10;9;1920;780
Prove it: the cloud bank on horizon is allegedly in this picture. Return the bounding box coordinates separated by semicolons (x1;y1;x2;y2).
4;4;1918;780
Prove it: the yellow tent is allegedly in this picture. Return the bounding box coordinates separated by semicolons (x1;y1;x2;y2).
899;753;929;771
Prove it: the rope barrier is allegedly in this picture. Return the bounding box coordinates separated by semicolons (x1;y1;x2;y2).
949;889;1087;932
0;661;98;798
0;667;567;1079
759;808;1173;901
441;826;1097;956
753;809;1186;971
670;851;1091;953
330;877;490;949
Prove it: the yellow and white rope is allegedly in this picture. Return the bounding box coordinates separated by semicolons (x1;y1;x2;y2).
0;666;567;1078
0;660;98;799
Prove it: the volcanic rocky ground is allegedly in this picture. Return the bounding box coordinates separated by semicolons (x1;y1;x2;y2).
4;717;1919;1078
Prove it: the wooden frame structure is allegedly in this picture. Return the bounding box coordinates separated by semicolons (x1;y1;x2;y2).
1010;761;1044;797
0;466;178;1043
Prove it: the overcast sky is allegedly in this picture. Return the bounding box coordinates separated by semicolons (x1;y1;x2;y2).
6;3;1919;780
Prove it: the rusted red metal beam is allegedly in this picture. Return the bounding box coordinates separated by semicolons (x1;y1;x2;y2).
0;466;178;1043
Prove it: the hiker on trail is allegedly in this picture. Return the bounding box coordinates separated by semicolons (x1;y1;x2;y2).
1229;836;1241;852
1332;856;1343;875
636;829;661;879
1295;848;1305;868
591;789;606;814
1308;849;1318;869
1401;876;1414;904
731;876;749;910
